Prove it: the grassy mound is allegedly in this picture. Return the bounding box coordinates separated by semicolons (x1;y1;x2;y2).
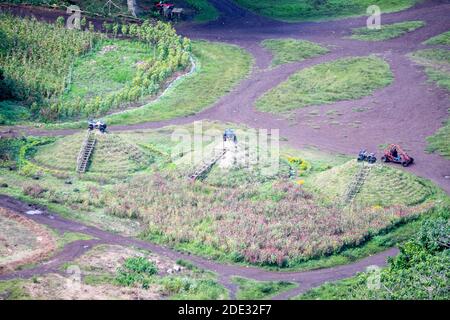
410;49;450;159
233;0;419;22
256;56;392;114
308;160;436;207
261;39;329;66
349;21;425;41
32;132;153;176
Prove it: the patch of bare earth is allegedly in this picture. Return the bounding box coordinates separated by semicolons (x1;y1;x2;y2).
0;208;57;275
23;273;160;300
74;244;185;276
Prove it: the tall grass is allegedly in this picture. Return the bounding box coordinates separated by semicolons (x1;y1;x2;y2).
0;14;191;121
256;56;393;114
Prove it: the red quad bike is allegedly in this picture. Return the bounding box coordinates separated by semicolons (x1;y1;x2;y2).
381;144;414;167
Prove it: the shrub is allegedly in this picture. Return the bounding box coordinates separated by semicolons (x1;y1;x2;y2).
22;183;47;198
115;257;158;289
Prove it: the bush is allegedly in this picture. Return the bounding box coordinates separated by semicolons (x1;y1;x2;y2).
22;183;47;198
115;257;158;289
299;211;450;300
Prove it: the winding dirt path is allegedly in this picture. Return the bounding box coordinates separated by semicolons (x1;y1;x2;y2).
0;195;398;300
1;0;449;193
0;0;449;299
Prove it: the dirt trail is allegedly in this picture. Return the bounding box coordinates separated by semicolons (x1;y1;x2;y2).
1;0;449;193
0;195;398;299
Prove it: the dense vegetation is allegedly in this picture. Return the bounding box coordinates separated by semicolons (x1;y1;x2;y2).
113;256;227;299
0;14;191;121
100;41;252;126
256;56;393;114
297;210;450;300
410;48;450;159
349;21;425;41
261;39;329;66
2;124;441;268
233;0;419;22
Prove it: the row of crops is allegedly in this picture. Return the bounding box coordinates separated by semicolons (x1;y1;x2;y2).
0;14;191;121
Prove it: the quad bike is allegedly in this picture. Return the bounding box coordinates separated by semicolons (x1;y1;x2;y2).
223;129;237;143
88;120;107;133
357;149;377;164
381;144;414;167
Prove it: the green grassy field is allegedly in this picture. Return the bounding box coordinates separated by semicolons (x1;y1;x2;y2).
60;39;153;107
1;121;445;271
410;48;450;159
349;21;425;41
2;39;251;128
424;30;450;45
261;39;329;66
97;41;253;126
233;0;419;22
307;160;437;207
232;277;296;300
0;14;190;122
255;56;393;114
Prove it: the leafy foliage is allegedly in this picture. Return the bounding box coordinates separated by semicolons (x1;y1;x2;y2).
0;14;191;121
297;209;450;300
115;257;158;288
108;171;428;266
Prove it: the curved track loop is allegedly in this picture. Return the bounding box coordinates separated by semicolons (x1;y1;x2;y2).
0;0;449;299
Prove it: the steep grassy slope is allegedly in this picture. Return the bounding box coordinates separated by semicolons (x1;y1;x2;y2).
307;160;436;207
32;132;153;178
